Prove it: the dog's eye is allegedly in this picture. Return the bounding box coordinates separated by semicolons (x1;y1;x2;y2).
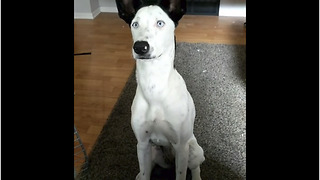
157;20;165;27
132;22;139;28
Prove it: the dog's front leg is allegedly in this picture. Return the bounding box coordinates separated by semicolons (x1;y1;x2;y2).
174;143;189;180
136;141;152;180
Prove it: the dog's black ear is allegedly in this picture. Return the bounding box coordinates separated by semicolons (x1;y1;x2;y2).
115;0;143;25
159;0;186;26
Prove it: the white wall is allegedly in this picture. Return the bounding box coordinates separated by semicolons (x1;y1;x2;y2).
74;0;101;19
90;0;100;11
74;0;246;19
219;0;246;17
99;0;118;12
74;0;91;13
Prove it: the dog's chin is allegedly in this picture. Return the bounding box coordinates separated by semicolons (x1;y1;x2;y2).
134;54;162;61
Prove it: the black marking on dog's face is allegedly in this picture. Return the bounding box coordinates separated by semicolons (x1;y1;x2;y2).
115;0;186;26
115;0;142;25
159;0;186;26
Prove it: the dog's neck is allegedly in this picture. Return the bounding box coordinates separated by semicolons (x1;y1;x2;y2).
135;41;176;100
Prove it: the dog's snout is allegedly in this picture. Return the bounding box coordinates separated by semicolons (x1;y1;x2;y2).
133;41;150;55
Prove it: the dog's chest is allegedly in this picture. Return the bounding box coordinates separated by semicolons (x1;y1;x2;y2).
147;116;178;146
134;104;180;146
149;122;174;146
133;62;190;145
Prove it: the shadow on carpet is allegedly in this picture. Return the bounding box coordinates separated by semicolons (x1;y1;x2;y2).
76;42;246;180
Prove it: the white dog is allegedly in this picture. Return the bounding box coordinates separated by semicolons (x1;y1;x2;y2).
116;0;205;179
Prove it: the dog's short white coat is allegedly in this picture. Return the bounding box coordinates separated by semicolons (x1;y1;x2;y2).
130;6;205;180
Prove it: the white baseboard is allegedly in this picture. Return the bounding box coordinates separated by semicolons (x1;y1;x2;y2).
99;6;118;13
74;12;94;19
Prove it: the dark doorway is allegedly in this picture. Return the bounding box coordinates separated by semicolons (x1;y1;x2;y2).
186;0;220;15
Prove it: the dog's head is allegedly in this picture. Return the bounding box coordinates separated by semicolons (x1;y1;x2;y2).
116;0;186;27
116;0;186;60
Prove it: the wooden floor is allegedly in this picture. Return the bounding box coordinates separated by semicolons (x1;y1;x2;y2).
74;13;246;158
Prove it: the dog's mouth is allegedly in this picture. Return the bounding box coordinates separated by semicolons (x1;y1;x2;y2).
134;53;162;60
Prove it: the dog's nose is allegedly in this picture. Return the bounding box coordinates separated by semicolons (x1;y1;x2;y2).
133;41;150;55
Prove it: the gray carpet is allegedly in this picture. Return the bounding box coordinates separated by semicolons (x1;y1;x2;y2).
77;43;246;180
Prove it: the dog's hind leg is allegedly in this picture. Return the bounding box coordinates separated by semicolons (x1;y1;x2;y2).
188;135;205;180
